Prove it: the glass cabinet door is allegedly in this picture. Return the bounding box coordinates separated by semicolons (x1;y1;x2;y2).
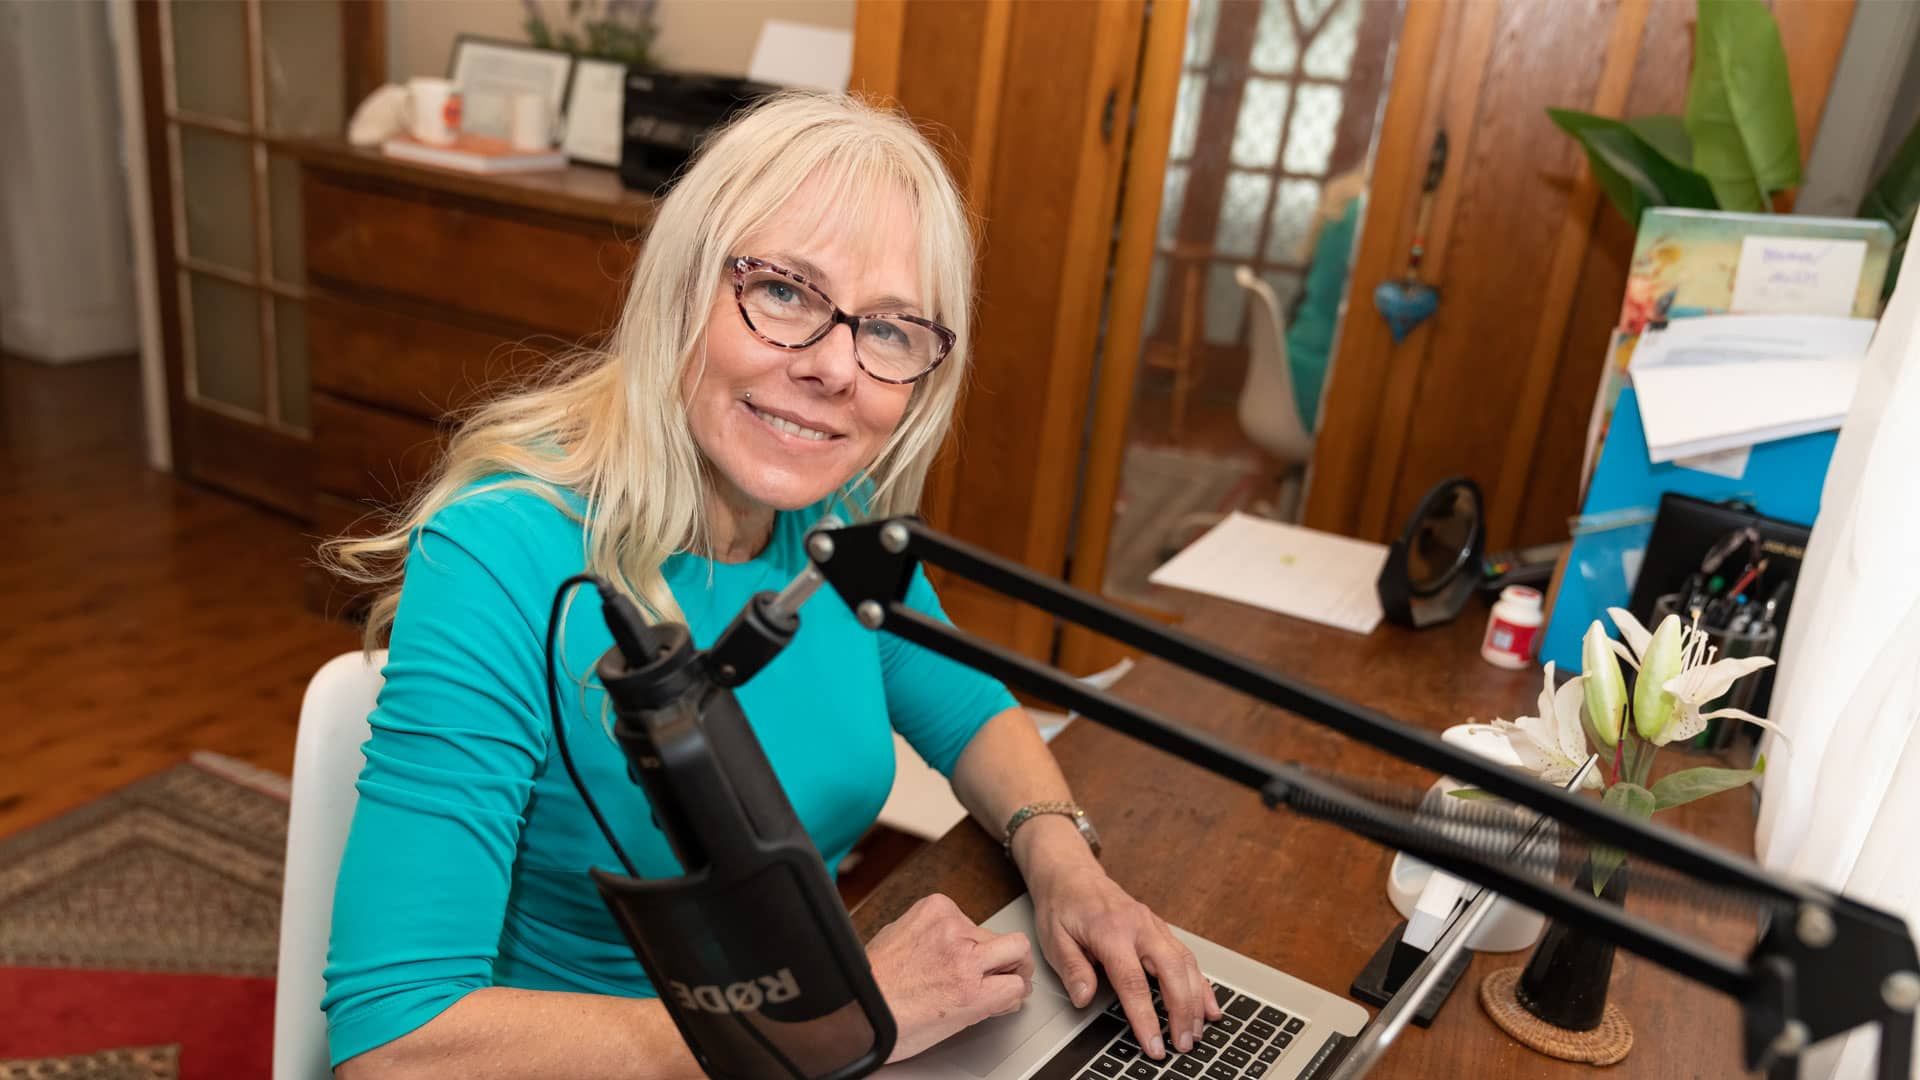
164;0;344;437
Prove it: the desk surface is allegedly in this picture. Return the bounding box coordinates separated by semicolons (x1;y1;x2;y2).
851;593;1758;1078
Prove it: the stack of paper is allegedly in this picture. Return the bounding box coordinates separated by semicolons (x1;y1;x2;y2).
874;659;1132;841
1148;512;1389;634
1629;314;1877;464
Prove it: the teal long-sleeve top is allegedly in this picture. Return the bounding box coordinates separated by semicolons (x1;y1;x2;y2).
320;479;1018;1067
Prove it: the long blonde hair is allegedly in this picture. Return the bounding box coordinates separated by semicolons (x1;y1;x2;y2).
321;92;975;646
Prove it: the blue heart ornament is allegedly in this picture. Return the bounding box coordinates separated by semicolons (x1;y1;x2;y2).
1373;279;1439;343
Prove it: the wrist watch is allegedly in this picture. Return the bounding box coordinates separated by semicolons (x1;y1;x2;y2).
1003;801;1101;858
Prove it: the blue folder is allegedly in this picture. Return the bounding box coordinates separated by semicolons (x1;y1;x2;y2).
1540;387;1835;674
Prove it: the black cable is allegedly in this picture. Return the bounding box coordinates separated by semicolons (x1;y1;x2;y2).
548;573;639;876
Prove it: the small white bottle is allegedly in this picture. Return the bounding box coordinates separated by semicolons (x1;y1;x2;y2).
1481;585;1543;669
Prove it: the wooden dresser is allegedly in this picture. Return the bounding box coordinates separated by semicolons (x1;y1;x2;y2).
289;142;653;610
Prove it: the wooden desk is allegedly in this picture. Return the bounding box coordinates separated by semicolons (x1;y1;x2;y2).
852;598;1758;1077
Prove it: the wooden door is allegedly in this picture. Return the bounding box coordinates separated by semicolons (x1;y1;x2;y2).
1059;0;1407;675
134;0;382;519
1301;0;1857;550
1060;0;1853;675
853;0;1156;660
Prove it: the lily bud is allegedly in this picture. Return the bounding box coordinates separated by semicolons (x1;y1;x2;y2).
1634;614;1684;743
1581;621;1625;748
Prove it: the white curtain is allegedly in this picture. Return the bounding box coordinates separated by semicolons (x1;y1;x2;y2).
1755;227;1920;1079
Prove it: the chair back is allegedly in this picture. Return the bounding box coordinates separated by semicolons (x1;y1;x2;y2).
273;650;385;1080
1233;266;1315;466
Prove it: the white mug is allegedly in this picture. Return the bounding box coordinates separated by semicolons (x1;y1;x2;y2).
405;77;460;145
508;92;552;151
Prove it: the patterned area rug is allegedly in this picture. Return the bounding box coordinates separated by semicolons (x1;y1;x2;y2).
0;755;288;1079
0;1045;179;1080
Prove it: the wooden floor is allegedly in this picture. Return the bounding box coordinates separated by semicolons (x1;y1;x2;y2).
0;353;359;838
1127;382;1253;458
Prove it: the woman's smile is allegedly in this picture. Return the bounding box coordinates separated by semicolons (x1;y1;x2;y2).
741;398;844;445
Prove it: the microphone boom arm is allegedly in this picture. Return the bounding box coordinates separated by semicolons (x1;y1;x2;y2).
806;517;1919;1079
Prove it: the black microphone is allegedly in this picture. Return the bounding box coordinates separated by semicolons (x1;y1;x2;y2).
588;582;895;1080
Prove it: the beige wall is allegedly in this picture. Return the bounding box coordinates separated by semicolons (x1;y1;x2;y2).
387;0;854;83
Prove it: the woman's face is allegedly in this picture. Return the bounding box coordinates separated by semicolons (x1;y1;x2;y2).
684;178;924;515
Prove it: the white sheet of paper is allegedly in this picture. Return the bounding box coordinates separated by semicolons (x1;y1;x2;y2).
1633;357;1862;462
1628;313;1878;371
1730;235;1868;317
747;20;853;92
1148;512;1388;635
1675;445;1751;479
874;660;1131;841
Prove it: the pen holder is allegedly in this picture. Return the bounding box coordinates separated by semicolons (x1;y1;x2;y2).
1649;593;1779;753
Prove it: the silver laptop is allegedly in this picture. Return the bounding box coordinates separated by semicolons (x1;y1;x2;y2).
882;895;1367;1080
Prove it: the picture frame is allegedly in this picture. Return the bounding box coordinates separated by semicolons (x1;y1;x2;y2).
561;58;628;168
447;34;574;142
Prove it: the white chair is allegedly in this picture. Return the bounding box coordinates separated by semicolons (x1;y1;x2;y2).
1232;266;1315;519
274;650;386;1080
1163;266;1317;550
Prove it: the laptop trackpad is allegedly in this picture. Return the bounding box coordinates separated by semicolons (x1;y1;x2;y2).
933;986;1072;1077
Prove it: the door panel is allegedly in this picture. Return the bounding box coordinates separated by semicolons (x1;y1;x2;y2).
137;0;380;520
858;0;1151;662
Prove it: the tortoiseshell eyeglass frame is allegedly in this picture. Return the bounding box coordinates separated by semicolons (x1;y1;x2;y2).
727;256;956;385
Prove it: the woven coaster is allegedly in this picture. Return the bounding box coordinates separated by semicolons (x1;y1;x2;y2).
1480;966;1633;1066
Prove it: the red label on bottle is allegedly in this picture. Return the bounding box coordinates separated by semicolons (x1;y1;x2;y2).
1485;616;1538;662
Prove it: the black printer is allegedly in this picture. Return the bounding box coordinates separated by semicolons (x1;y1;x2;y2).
620;71;780;193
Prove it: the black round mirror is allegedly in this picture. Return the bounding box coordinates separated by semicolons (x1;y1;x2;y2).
1378;477;1485;628
1407;482;1480;596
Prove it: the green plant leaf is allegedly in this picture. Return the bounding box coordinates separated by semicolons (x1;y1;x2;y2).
525;15;553;49
1604;781;1656;819
1446;788;1499;801
1685;0;1801;212
1861;114;1920;301
1627;115;1693;169
1650;755;1766;810
1547;109;1719;224
1592;781;1655;895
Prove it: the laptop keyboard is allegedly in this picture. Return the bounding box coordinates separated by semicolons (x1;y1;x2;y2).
1032;977;1311;1080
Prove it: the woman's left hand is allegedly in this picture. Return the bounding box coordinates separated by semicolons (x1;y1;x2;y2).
1021;824;1221;1061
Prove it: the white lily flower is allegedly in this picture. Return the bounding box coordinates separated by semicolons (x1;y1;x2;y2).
1491;662;1604;789
1607;607;1782;747
1607;606;1653;666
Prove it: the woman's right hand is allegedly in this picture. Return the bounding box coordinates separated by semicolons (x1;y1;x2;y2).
867;893;1036;1062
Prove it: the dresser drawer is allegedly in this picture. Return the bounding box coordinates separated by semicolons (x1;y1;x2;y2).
304;172;638;336
311;491;383;541
311;392;446;504
309;291;558;419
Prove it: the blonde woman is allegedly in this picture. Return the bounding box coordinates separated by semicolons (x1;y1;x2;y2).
320;93;1220;1078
